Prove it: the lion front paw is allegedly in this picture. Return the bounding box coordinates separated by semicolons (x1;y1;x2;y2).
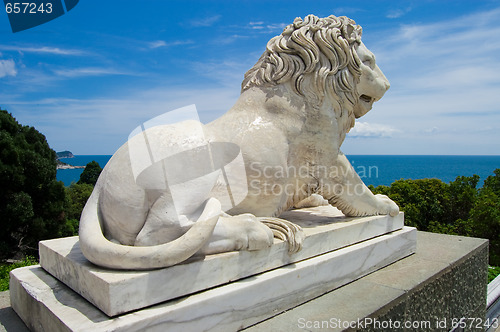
245;215;275;251
199;214;273;255
374;194;399;217
230;214;274;251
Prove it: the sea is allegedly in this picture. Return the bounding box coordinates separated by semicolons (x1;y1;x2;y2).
57;155;500;188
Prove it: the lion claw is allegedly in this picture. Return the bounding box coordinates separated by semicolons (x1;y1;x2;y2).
258;217;304;253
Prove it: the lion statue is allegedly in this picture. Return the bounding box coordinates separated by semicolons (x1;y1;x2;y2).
79;14;399;270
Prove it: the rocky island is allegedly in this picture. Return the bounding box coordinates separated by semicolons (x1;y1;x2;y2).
57;160;85;170
56;151;85;170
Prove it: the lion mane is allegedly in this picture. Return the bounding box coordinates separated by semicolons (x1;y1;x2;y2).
242;14;363;131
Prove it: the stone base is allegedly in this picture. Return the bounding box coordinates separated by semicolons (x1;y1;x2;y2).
10;227;416;332
247;232;488;332
39;206;404;316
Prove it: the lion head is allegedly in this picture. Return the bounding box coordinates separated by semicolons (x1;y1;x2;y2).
242;14;389;132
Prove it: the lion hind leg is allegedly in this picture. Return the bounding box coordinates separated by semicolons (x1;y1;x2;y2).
135;195;195;246
257;217;304;253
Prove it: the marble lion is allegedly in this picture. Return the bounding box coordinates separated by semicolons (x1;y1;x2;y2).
79;14;399;270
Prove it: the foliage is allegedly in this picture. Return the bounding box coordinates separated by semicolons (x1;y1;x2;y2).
0;109;73;259
77;160;102;185
469;171;500;265
427;218;474;237
489;265;500;283
0;108;102;263
64;182;94;233
0;256;38;291
371;176;479;232
483;169;500;197
448;175;480;221
371;170;500;265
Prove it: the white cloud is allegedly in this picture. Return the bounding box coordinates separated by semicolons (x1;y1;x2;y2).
249;21;264;28
147;40;193;49
212;34;248;45
386;7;412;19
372;9;500;69
246;21;286;33
190;15;221;27
0;59;17;78
188;59;255;87
348;122;400;138
53;67;132;78
332;7;364;15
149;40;167;49
424;127;439;134
0;45;86;56
267;23;286;31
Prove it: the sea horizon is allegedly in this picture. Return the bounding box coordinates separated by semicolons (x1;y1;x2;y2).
56;154;500;188
64;154;500;156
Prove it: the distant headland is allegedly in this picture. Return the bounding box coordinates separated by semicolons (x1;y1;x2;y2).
56;151;85;170
56;151;75;159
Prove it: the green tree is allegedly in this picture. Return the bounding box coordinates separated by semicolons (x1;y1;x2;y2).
371;178;450;231
470;169;500;265
0;109;71;259
427;175;480;237
77;160;102;185
65;182;94;232
447;175;479;222
427;218;473;237
371;170;500;265
483;169;500;197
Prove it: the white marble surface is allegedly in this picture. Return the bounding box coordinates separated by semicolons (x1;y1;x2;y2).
40;206;403;316
12;227;416;332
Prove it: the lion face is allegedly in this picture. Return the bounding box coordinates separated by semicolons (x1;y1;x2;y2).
242;14;389;126
353;42;390;119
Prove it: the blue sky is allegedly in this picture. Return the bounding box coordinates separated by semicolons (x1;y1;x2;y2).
1;0;499;155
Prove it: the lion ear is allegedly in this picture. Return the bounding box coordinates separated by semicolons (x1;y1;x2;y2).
344;24;355;40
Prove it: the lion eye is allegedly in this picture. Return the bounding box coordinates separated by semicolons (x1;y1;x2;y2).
362;57;375;68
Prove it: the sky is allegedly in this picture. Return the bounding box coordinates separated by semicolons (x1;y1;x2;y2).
0;0;499;155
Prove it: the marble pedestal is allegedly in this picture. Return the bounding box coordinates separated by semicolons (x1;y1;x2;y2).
10;208;417;331
247;232;488;332
11;228;415;332
40;206;404;316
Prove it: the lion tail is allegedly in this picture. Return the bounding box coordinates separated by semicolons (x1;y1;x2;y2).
78;188;221;270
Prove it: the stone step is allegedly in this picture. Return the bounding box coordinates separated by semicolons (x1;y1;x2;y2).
39;206;404;316
11;227;416;332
